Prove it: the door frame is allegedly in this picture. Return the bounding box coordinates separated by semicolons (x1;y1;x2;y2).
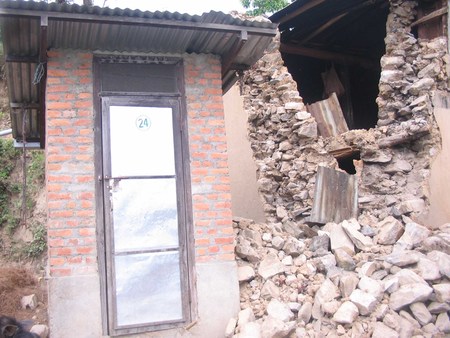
93;57;197;336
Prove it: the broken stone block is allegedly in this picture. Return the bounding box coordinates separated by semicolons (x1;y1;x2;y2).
225;318;237;338
238;266;256;282
282;221;306;238
297;301;312;324
393;269;427;286
409;302;432;326
349;289;378;316
238;308;255;330
339;272;359;298
371;322;398;338
358;276;384;301
261;280;280;300
383;277;399;294
267;299;295;322
396;221;431;249
384;250;421;267
282;237;305;257
361;149;392;163
284;102;303;110
258;253;285;279
380;70;404;83
398;198;426;214
239;322;261;338
332;301;359;324
415;257;441;281
297;122;318;139
436;313;450;333
433;283;450;303
428;301;450;314
30;325;49;338
324;222;355;255
389;283;433;311
236;239;260;262
376;216;404;245
271;236;285;250
21;294;38;310
384;160;412;174
408;77;434;95
341;219;373;251
310;234;330;252
295;111;310;120
427;250;450;278
420;234;450;255
334;247;356;271
261;317;295;338
358;261;379;278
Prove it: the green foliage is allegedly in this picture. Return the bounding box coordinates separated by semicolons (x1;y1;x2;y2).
0;141;46;253
22;222;47;259
28;150;45;187
241;0;293;15
0;139;19;227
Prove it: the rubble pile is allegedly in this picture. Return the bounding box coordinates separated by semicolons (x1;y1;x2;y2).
242;0;447;225
228;216;450;338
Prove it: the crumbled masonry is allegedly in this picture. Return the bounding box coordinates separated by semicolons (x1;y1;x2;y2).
229;0;450;337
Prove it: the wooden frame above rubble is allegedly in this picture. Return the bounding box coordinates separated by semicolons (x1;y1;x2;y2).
270;0;449;165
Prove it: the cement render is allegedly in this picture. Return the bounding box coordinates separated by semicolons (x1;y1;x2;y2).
48;261;239;338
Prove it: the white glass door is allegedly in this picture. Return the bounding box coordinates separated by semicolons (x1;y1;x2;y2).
102;103;186;330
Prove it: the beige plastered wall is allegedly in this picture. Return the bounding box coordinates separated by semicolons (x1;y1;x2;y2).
223;85;266;223
424;91;450;228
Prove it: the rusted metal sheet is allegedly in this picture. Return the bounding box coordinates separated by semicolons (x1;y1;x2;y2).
309;166;358;225
307;92;349;137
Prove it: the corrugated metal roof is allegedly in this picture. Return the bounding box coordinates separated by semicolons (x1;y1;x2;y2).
0;0;278;147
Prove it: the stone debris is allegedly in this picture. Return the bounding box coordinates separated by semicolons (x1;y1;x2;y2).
20;294;38;310
229;216;450;337
30;324;49;338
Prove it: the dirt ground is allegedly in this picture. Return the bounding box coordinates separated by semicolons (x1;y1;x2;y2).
0;265;48;325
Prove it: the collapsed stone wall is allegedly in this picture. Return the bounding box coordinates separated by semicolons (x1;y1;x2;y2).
242;0;447;228
230;216;450;337
230;0;450;336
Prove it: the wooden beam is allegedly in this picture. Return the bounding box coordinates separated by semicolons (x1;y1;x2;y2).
378;125;430;148
5;55;39;63
411;6;447;27
222;30;248;77
299;0;386;44
300;13;347;44
277;0;326;25
280;43;378;69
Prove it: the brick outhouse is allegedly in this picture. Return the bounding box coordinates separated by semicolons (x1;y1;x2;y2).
0;1;277;336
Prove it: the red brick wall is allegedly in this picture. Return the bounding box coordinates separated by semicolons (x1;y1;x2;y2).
45;51;235;277
46;51;96;277
184;55;235;263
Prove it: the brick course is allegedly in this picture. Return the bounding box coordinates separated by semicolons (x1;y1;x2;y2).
185;54;235;263
46;50;96;277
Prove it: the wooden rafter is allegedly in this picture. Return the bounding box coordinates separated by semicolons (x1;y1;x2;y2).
411;6;448;27
280;43;378;69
